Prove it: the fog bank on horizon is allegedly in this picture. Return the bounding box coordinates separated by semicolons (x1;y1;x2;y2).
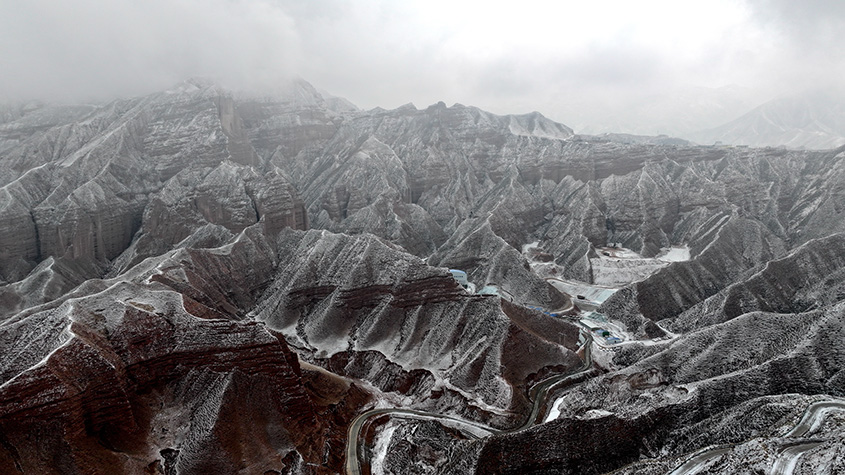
1;0;842;135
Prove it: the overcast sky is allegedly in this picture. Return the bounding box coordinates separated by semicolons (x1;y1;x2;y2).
1;0;843;133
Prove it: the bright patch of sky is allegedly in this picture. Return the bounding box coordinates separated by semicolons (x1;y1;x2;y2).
1;0;842;134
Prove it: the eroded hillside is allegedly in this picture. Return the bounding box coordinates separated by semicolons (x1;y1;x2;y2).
1;79;843;474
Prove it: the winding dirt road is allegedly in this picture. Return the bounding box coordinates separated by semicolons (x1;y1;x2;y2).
669;398;845;475
345;334;594;475
769;398;845;475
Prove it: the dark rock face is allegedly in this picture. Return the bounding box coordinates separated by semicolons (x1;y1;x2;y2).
254;229;582;423
474;412;665;475
2;79;845;475
0;281;324;474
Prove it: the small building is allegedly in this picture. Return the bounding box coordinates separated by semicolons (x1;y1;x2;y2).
605;336;622;344
579;319;603;332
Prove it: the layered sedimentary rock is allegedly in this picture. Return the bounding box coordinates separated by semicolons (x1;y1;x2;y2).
0;81;309;319
254;229;581;423
0;223;382;474
0;271;324;474
2;78;845;475
670;232;845;332
109;162;306;276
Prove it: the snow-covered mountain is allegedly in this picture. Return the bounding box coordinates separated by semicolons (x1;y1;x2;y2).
1;78;844;474
689;89;845;149
571;85;763;137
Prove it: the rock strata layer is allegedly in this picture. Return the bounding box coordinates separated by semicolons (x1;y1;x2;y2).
1;79;844;474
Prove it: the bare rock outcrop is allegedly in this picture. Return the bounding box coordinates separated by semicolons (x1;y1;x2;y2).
0;281;326;474
254;229;581;423
0;81;309;318
3;79;845;475
0;223;383;474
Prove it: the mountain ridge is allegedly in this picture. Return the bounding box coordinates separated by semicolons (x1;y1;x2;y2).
1;78;843;474
689;89;845;149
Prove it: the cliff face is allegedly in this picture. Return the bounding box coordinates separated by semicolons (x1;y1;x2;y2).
0;257;323;474
2;79;845;474
254;229;581;422
0;82;309;319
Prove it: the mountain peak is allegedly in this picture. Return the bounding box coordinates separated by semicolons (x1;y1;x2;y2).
690;88;845;149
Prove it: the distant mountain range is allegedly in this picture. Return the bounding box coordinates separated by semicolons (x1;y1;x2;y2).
570;85;763;138
572;86;845;150
688;89;845;149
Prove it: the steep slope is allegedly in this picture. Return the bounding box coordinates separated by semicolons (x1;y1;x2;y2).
457;298;845;474
0;226;325;474
428;218;569;307
271;97;843;280
669;233;845;332
598;213;787;335
0;81;309;319
253;229;581;424
2;79;845;475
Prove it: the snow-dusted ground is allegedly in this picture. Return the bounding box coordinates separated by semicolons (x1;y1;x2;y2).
544;395;565;422
547;279;617;304
522;241;541;254
665;397;845;475
583;409;614;419
590;246;691;287
525;243;691;297
598;247;642;259
544;393;616;423
657;245;691;262
591;258;667;287
522;242;686;370
370;424;397;475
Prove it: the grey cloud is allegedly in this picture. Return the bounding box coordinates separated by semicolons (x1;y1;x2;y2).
0;0;300;102
1;0;843;136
